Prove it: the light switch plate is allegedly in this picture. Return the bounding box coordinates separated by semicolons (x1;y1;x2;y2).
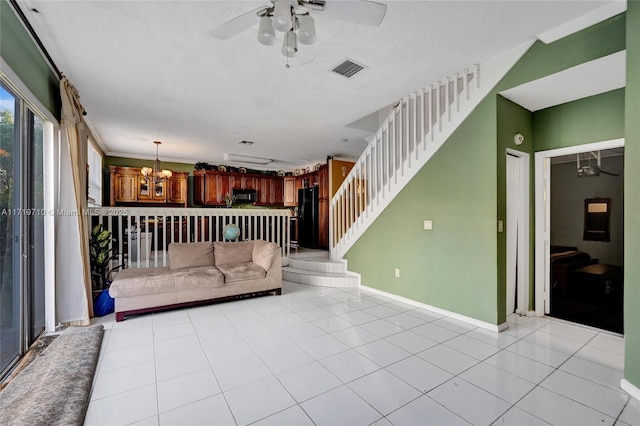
423;220;433;230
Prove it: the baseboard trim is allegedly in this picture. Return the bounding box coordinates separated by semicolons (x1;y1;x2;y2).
621;379;640;402
360;285;506;333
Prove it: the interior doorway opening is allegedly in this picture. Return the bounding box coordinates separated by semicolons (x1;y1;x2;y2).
535;139;624;334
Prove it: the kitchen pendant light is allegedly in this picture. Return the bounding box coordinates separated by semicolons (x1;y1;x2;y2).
141;141;172;184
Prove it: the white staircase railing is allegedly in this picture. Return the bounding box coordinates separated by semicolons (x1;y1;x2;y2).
330;65;481;260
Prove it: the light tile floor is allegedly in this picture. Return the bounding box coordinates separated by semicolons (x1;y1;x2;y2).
87;281;639;426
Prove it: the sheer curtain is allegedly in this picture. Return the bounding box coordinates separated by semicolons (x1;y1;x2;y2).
56;77;93;323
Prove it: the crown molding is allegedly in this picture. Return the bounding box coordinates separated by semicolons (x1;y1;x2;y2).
537;1;627;44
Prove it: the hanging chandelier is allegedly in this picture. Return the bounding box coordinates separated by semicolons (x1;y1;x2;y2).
256;0;318;58
141;141;172;184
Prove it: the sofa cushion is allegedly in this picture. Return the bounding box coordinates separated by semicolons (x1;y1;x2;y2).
214;241;254;266
216;262;266;283
252;240;279;271
110;266;224;297
168;242;214;270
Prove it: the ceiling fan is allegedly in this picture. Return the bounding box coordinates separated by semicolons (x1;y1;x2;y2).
211;0;387;65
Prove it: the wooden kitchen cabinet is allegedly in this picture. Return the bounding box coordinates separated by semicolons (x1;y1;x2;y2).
167;173;188;205
317;164;329;249
318;165;329;200
137;180;166;203
109;166;188;207
255;176;283;206
194;170;229;206
271;178;283;205
242;176;257;190
284;177;296;207
258;176;272;205
111;167;138;204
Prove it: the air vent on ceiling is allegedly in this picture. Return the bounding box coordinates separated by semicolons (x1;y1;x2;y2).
332;59;366;79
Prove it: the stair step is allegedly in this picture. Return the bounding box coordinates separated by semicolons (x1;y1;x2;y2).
282;267;360;288
289;257;348;274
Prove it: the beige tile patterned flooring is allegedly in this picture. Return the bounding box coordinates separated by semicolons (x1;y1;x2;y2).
87;281;639;426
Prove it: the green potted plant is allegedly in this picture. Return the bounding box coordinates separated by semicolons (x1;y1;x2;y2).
224;192;237;208
89;224;123;316
89;224;122;291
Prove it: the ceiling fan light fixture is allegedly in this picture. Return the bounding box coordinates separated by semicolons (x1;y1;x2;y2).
298;15;317;45
257;16;276;45
281;30;298;57
272;0;292;32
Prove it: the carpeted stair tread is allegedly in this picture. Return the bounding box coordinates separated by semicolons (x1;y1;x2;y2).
0;325;104;426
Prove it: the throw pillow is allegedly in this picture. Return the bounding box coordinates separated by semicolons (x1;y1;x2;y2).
168;242;214;270
214;241;254;265
252;240;279;271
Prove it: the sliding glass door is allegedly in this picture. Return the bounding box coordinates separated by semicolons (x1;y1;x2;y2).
28;114;45;342
0;82;46;378
0;84;20;376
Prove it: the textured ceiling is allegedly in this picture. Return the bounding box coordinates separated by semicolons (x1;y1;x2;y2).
21;0;620;169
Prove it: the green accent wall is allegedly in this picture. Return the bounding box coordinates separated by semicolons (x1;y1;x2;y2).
345;13;627;328
533;89;625;151
347;6;640;393
104;156;194;173
0;1;59;117
493;13;626;325
346;96;499;323
497;14;626;91
496;96;534;321
624;0;640;391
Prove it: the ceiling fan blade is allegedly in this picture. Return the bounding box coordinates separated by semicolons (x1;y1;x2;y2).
315;0;387;26
297;45;315;65
211;6;268;40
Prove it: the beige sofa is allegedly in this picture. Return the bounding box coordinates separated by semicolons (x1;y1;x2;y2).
109;240;282;321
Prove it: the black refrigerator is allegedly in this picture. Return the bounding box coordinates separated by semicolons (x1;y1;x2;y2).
297;186;319;248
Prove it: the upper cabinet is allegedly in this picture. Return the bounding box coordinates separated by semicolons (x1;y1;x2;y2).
283;177;296;207
194;170;287;207
109;166;189;207
193;166;328;212
111;167;138;203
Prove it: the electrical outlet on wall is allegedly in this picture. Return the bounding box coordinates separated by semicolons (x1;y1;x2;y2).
394;268;400;278
423;220;433;230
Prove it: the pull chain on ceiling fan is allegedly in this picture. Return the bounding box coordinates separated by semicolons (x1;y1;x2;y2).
212;0;387;65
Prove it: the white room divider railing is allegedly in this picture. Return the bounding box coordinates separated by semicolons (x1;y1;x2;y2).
330;65;481;259
89;207;290;272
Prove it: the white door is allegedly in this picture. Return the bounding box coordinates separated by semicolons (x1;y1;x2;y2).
506;154;520;314
506;151;529;315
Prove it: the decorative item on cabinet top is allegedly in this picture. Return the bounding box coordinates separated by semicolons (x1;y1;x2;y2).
192;161;328;177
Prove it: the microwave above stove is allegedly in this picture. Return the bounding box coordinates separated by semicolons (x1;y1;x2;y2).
232;188;257;203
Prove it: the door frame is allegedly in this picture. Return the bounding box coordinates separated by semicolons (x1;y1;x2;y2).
505;149;530;315
534;138;624;316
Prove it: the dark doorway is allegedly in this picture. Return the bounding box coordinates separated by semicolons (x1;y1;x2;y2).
548;150;624;333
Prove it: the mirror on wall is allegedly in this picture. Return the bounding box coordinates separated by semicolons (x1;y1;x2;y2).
583;198;611;242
